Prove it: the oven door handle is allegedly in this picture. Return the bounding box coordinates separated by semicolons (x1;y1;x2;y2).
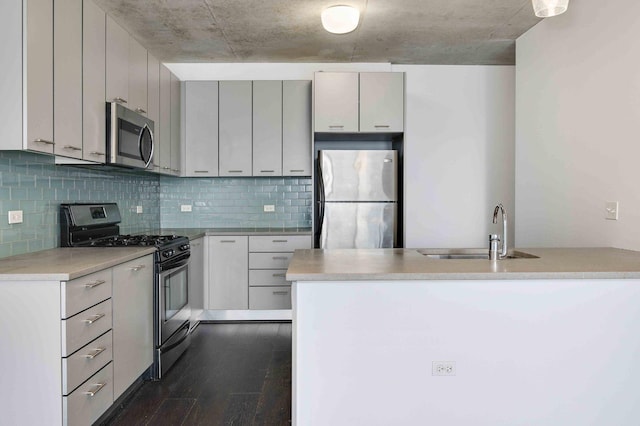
159;256;190;272
161;322;190;352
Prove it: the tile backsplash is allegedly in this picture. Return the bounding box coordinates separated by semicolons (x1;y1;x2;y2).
160;176;312;229
0;151;312;259
0;151;160;258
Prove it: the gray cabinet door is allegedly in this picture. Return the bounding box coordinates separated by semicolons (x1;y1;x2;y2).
25;0;54;154
170;72;181;175
283;80;311;176
314;72;358;132
128;37;148;115
54;0;82;159
219;81;252;176
158;65;171;174
146;53;160;170
188;238;205;319
208;236;249;310
253;80;282;176
105;15;129;104
359;72;404;132
82;0;106;162
184;81;219;177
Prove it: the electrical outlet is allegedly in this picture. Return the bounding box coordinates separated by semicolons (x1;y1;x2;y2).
605;201;618;220
136;206;143;214
263;205;275;212
432;361;456;376
181;205;193;212
8;210;23;224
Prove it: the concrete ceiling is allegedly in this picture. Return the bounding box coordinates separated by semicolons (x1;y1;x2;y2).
94;0;541;65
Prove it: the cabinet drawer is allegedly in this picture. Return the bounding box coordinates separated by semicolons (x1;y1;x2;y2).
62;299;112;357
249;269;288;287
249;252;293;269
249;286;292;310
62;269;112;318
62;331;113;395
63;363;113;426
249;235;311;252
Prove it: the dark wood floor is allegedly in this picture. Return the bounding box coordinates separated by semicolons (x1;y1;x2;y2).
105;322;292;426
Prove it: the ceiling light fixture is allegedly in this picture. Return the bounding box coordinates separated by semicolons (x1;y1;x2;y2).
321;5;360;34
532;0;570;18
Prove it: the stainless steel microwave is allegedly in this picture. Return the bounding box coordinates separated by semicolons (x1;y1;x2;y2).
106;102;154;169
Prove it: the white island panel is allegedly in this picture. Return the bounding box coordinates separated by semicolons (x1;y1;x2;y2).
293;279;640;425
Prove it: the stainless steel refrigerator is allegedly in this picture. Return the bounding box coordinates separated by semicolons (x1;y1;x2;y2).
317;149;398;249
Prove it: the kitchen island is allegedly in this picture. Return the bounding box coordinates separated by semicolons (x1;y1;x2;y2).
287;248;640;425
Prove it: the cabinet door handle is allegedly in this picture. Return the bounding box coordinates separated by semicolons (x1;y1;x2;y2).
374;125;390;128
135;108;147;114
228;170;243;173
272;291;288;296
63;145;82;151
289;169;305;173
272;256;289;260
328;125;344;129
272;273;286;278
220;240;236;243
89;151;105;156
34;139;55;145
112;97;128;104
83;382;107;397
171;169;180;173
83;313;105;324
83;347;107;359
130;265;146;272
84;279;106;289
193;170;209;173
272;239;288;243
260;170;275;173
162;166;171;170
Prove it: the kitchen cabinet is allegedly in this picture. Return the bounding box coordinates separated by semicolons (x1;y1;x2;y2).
106;15;129;105
170;72;182;176
219;81;252;176
147;53;160;171
128;37;148;115
188;237;205;320
112;254;154;400
54;0;83;159
183;81;219;177
283;80;312;176
159;65;172;174
253;80;283;176
314;71;404;133
82;0;107;162
208;236;249;309
0;0;55;154
314;72;359;133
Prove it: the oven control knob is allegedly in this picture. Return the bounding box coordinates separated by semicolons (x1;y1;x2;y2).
180;244;190;251
163;249;174;258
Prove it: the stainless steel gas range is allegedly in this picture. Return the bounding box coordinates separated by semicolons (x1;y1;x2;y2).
60;203;191;379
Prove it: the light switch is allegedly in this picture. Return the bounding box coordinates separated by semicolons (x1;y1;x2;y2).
605;201;618;220
8;210;23;224
181;205;192;212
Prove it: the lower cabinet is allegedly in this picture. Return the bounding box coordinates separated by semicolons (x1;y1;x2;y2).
188;237;205;319
206;234;311;311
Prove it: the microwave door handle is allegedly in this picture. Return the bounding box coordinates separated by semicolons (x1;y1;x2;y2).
139;124;154;169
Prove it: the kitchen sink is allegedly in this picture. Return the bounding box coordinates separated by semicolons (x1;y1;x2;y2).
416;249;539;260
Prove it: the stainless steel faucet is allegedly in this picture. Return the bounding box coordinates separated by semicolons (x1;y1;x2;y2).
492;204;508;259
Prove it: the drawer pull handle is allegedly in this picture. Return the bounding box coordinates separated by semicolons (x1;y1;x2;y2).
228;170;243;173
272;239;288;243
374;125;390;128
83;313;105;324
83;382;107;397
83;347;107;359
193;170;209;173
85;279;106;289
112;97;128;104
272;256;289;260
89;151;105;156
289;169;305;173
34;138;55;145
135;107;147;114
220;240;236;243
260;170;275;173
328;125;344;129
130;265;146;272
63;145;82;151
273;291;288;295
272;273;286;278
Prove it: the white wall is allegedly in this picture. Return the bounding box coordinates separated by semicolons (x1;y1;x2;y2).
394;65;515;248
516;0;640;249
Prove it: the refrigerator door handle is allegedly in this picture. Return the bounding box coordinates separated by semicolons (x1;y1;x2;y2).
315;160;326;248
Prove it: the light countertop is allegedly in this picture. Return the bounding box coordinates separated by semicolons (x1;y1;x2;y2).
0;247;156;281
286;247;640;281
150;227;312;240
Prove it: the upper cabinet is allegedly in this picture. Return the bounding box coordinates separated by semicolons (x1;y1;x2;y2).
0;0;55;154
105;16;129;105
147;53;160;171
183;81;219;177
283;80;312;176
253;81;283;176
158;65;172;175
128;38;148;115
170;73;182;175
219;81;252;177
314;71;404;133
